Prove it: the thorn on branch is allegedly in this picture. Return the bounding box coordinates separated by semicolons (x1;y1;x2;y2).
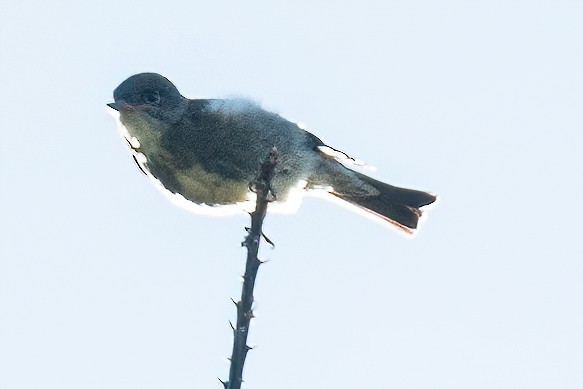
261;231;275;247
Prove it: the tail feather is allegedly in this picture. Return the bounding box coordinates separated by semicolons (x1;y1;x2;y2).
333;171;437;233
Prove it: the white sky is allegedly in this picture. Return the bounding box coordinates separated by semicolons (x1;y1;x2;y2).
1;1;582;388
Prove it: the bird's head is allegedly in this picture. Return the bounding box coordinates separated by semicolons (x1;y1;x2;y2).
108;73;186;124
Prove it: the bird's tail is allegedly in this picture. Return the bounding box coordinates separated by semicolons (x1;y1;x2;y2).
330;170;437;234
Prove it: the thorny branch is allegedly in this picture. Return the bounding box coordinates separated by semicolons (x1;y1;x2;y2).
221;147;278;389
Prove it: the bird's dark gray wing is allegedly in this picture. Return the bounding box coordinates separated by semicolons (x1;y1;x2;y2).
160;98;316;181
158;99;248;181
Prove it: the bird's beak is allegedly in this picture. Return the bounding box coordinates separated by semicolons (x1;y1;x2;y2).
107;102;119;111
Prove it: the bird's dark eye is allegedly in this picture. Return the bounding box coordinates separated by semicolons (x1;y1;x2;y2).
141;91;161;105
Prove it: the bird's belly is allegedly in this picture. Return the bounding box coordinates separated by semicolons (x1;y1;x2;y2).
170;163;251;205
134;148;311;215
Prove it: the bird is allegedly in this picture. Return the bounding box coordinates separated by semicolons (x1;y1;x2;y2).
108;73;436;234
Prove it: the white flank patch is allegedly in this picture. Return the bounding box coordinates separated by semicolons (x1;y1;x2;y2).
317;145;376;171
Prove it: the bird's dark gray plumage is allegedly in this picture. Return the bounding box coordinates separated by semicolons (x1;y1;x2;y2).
109;73;436;233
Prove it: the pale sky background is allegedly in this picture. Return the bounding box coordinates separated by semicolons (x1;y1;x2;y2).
1;1;582;388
